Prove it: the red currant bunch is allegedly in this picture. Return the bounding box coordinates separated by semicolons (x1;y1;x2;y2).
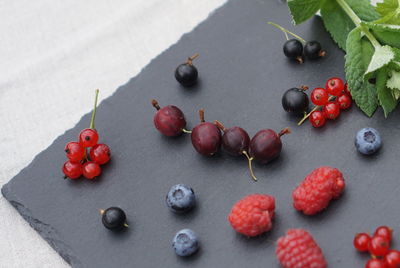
353;226;400;268
62;90;111;180
297;77;351;128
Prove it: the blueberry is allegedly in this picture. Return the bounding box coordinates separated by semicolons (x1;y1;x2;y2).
172;229;199;257
355;127;382;155
166;184;196;213
101;207;127;230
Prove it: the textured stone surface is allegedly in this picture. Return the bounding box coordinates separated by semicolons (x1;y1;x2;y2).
3;0;399;267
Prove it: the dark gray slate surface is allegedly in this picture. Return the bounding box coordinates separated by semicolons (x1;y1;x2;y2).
3;0;400;267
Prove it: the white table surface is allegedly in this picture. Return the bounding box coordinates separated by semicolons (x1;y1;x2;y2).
0;0;380;267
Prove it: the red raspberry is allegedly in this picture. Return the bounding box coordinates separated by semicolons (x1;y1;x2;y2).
228;194;275;237
276;229;327;268
292;166;345;215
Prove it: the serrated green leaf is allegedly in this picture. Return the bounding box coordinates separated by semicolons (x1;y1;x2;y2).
320;0;379;51
387;70;400;90
366;45;395;74
362;22;400;48
345;28;378;116
376;67;397;117
287;0;325;25
375;0;400;25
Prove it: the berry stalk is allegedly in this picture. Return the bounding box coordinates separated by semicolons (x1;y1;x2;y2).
187;53;199;65
268;22;306;43
298;96;335;126
89;89;100;129
242;151;257;181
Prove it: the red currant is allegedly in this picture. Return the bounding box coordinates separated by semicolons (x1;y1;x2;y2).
79;128;99;148
326;77;345;96
354;233;371;252
309;111;326;128
310;88;329;106
344;82;350;95
374;226;393;243
337;93;352;110
368;235;390;257
64;142;85;162
82;161;101;179
323;102;340;119
366;259;389;268
385;250;400;268
62;161;82;179
90;144;111;165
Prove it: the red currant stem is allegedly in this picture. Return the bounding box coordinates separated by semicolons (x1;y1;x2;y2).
182;128;192;134
242;151;257;182
267;22;307;43
151;99;161;110
297;96;336;126
89;89;100;129
199;109;205;122
187;53;199;65
214;120;226;132
278;127;291;137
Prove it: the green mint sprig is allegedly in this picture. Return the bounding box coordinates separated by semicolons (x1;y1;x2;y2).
287;0;400;117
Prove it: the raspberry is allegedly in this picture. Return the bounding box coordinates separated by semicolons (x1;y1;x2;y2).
228;194;275;237
276;229;327;268
292;166;345;215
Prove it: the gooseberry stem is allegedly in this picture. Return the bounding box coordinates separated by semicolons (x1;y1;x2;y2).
242;151;257;181
89;89;99;129
214;120;226;132
182;129;192;134
199;109;205;122
278;127;291;137
151;99;161;110
267;22;307;43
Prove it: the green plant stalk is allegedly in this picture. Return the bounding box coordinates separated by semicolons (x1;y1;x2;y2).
89;89;100;129
267;22;306;43
335;0;381;48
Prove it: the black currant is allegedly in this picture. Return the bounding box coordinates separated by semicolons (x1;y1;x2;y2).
101;207;127;230
282;87;309;115
175;53;199;87
283;39;303;63
304;41;326;60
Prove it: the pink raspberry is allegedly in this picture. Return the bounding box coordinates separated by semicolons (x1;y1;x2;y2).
227;194;275;237
292;166;345;215
276;229;327;268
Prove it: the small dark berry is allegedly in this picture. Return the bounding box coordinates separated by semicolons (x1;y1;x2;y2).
283;39;303;63
101;207;127;230
282;88;309;114
304;41;326;60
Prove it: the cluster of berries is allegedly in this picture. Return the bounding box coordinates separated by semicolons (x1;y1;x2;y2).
151;99;290;181
282;77;352;128
166;184;199;257
354;226;400;268
227;166;344;266
268;22;326;64
62;90;111;180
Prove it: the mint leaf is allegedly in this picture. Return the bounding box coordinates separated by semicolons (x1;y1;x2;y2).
375;0;400;24
376;67;397;117
387;70;400;90
366;45;395;74
287;0;325;25
345;28;378;116
362;22;400;48
320;0;379;51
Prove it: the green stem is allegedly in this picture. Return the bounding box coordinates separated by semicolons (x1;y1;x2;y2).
267;22;306;43
89;89;100;129
335;0;381;48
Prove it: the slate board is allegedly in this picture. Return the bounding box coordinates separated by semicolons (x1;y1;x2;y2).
4;0;400;267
